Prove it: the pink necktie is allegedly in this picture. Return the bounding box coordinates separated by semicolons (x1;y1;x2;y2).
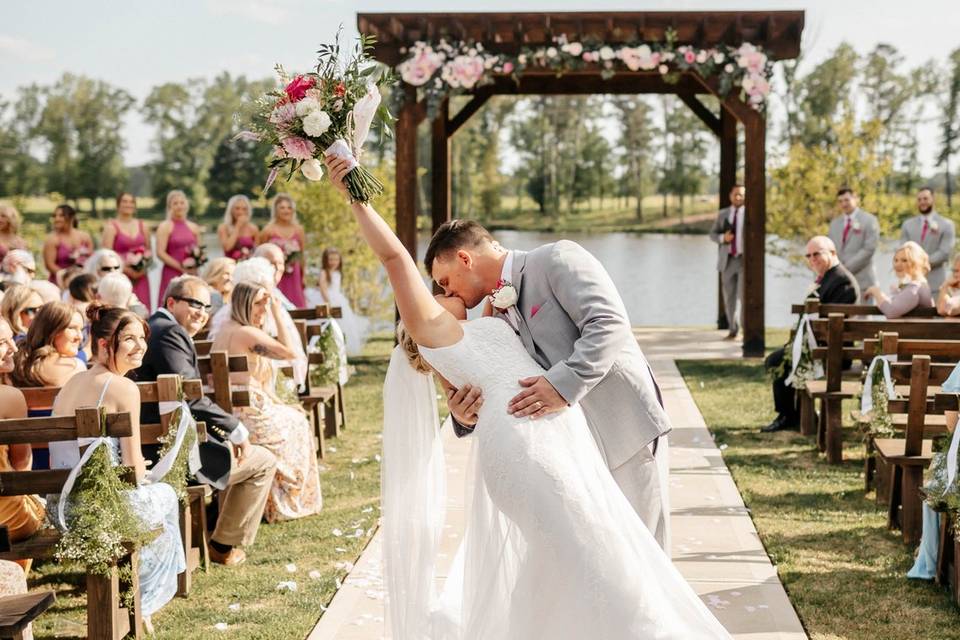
921;219;929;243
842;217;852;246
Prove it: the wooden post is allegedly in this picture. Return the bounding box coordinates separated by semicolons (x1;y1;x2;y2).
717;109;737;331
395;84;419;261
431;97;451;235
740;106;766;357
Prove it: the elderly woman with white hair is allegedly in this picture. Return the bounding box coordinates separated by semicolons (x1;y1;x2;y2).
218;195;258;261
208;257;308;387
98;272;149;318
84;248;123;279
1;250;36;285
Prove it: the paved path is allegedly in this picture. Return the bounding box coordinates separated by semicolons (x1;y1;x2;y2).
308;328;807;640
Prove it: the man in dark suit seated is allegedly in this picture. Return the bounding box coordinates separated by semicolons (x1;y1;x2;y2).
138;275;277;566
762;236;859;432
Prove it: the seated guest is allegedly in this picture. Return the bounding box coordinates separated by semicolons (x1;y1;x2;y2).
84;248;124;280
51;303;185;630
936;254;960;316
211;282;321;522
137;276;277;566
0;559;34;639
202;256;236;317
1;250;36;285
12;302;86;388
0;317;45;573
66;273;98;314
864;241;934;319
762;236;859;432
98;272;148;318
29;280;61;305
1;284;43;343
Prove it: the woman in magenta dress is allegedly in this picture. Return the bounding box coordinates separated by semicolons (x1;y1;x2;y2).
155;190;204;300
42;204;93;287
101;192;153;310
258;193;306;307
218;194;259;261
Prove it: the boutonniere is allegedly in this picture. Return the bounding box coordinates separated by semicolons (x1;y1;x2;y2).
491;279;518;311
930;220;940;233
852;220;862;232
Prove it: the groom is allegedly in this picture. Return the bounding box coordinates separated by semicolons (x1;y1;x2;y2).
427;220;672;548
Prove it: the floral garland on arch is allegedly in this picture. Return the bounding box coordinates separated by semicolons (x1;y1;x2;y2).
396;30;773;116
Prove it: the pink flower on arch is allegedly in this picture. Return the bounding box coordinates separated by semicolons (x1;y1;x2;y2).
441;55;485;89
683;49;697;64
281;136;316;161
398;43;444;86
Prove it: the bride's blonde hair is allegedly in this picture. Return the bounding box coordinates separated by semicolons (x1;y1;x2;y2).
396;321;431;374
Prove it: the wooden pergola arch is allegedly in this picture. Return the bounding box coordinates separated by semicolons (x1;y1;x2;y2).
359;10;805;357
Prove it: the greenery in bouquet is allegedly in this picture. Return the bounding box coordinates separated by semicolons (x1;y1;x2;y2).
154;403;198;503
309;322;341;388
861;359;895;439
244;28;396;203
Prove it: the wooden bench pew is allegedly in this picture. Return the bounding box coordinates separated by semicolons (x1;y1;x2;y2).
288;305;343;321
20;375;212;598
0;590;55;640
803;314;960;463
0;407;147;639
790;300;940;318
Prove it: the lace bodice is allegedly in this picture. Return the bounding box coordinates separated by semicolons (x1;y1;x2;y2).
419;316;543;405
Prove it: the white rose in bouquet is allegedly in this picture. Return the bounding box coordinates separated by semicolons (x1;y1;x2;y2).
295;96;321;116
301;158;325;181
303;110;332;137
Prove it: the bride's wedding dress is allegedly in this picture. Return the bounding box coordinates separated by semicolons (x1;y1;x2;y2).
383;316;731;639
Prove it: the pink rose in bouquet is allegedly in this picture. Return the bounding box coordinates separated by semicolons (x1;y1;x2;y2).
285;75;316;102
69;245;91;267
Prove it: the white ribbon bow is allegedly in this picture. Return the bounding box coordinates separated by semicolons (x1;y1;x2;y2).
58;436;113;530
860;355;898;414
351;84;381;153
325;139;358;172
785;314;823;387
147;400;202;484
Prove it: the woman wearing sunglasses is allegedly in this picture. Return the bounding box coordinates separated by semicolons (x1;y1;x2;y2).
85;249;124;279
0;284;43;343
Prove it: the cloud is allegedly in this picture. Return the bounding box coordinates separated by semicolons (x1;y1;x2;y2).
0;35;55;63
207;0;296;25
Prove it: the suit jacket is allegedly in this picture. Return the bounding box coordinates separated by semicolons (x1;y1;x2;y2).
815;263;859;305
900;211;956;294
708;206;745;272
137;310;237;487
828;208;879;294
457;242;671;470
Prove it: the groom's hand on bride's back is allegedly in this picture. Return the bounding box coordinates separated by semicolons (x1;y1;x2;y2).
447;384;483;428
509;376;567;419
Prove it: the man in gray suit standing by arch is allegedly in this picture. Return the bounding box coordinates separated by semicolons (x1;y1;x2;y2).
901;187;955;296
827;187;879;300
709;184;745;340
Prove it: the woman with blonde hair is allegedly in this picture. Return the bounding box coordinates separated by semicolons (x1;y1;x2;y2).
0;204;27;261
202;256;236;316
101;192;153;311
155;190;203;302
258;193;306;307
218;195;258;261
938;254;960;316
0;284;43;341
210;281;321;522
864;241;934;318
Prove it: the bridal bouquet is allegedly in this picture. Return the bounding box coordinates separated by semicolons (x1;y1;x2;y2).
244;30;395;202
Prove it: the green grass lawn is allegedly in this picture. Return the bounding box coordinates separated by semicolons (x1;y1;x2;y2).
677;357;960;640
30;333;395;639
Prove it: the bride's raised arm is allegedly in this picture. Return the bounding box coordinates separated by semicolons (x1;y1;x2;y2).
324;156;461;348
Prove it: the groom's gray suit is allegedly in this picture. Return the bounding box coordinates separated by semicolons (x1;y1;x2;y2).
457;240;672;547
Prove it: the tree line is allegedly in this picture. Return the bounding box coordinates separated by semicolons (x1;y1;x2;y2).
1;42;959;236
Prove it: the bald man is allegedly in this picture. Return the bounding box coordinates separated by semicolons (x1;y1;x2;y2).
762;236;859;432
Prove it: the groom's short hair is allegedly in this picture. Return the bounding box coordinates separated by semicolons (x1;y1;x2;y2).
424;220;494;275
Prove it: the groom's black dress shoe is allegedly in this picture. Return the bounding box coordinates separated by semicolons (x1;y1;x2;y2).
761;415;798;433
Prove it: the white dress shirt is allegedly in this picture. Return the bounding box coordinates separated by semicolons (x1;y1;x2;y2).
496;251;521;331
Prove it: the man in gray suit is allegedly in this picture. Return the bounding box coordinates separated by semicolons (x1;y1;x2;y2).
827;187;879;298
900;187;956;296
709;184;745;339
427;220;672;548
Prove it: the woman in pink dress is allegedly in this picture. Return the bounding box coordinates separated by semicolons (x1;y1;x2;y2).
0;204;27;262
42;204;93;287
101;192;153;310
155;190;203;300
258;193;306;307
218;194;259;261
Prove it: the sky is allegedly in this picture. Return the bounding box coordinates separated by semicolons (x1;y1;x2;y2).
2;1;959;172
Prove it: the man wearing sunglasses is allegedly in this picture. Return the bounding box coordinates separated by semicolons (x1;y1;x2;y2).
138;275;277;567
761;236;859;433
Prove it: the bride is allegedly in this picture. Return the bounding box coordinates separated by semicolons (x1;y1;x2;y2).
325;156;731;639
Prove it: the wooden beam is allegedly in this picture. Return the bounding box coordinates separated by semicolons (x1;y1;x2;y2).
677;92;721;137
448;87;494;135
738;97;766;357
483;71;708;96
395;84;419;261
431;98;451;234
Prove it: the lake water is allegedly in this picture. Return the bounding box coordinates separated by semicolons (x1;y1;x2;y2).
418;231;902;329
151;230;899;329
